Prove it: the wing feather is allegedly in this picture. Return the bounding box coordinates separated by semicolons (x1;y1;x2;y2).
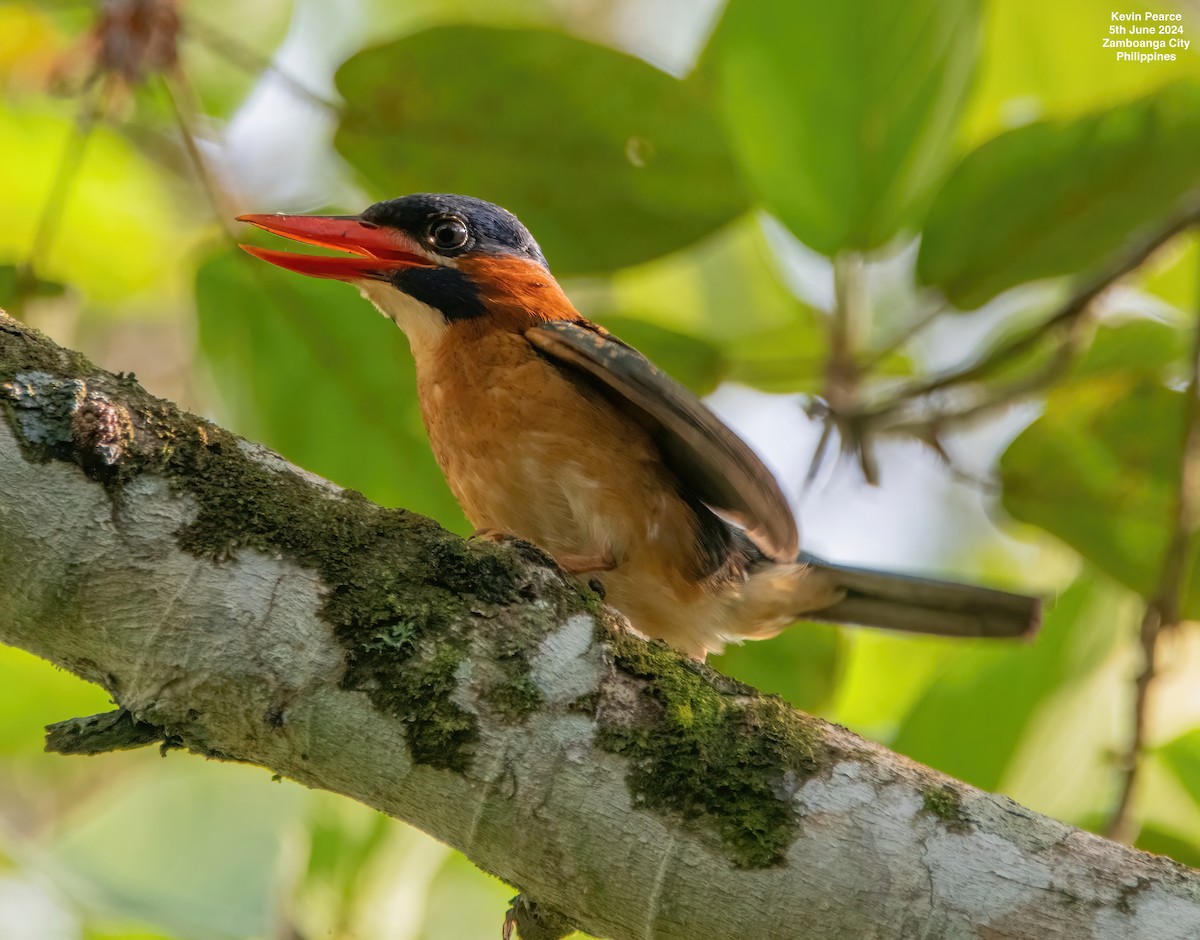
525;320;799;563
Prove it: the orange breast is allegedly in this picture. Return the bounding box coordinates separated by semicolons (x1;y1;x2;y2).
418;326;661;550
412;322;730;649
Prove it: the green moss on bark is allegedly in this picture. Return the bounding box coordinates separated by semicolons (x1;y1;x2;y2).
482;655;544;723
3;313;831;856
922;783;970;833
0;313;590;771
597;629;827;869
0;318;90;380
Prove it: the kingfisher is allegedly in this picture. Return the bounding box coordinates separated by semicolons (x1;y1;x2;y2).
238;194;1040;659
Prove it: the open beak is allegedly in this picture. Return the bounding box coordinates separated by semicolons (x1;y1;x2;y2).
236;214;434;281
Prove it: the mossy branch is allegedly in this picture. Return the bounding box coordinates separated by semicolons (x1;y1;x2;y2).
1;310;1198;940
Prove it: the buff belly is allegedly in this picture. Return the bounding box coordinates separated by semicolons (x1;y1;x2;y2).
411;325;733;652
406;323;843;657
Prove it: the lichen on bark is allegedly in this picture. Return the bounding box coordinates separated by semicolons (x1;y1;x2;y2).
0;315;589;772
922;782;970;833
596;628;830;868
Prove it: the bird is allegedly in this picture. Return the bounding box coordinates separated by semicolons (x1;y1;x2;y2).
237;194;1041;659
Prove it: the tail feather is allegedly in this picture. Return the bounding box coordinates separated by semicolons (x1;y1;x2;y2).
799;552;1042;639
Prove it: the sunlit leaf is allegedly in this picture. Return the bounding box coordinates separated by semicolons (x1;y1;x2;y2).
1066;317;1190;384
890;577;1123;790
1075;811;1200;870
0;263;67;302
724;330;823;394
711;0;980;255
606;215;807;344
962;0;1200;146
195;247;464;528
726;317;911;394
0;3;71;90
999;377;1199;614
84;929;177;940
919;82;1200;309
296;799;393;930
1159;728;1200;808
1138;231;1199;311
0;646;110;758
1135;825;1200;871
335;26;748;275
0;102;191;304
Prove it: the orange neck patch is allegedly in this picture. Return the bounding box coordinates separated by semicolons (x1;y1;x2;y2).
457;254;580;328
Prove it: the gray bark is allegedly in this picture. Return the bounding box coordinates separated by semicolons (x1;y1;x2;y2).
1;310;1198;940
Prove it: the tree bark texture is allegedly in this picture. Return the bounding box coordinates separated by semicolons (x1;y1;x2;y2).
1;310;1198;940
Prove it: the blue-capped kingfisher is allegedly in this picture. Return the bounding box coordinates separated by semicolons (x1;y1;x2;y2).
238;194;1041;659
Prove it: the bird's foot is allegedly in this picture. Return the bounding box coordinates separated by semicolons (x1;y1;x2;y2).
503;893;576;940
556;553;616;575
469;530;614;577
469;527;520;544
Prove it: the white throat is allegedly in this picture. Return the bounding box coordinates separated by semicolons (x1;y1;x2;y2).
354;279;448;356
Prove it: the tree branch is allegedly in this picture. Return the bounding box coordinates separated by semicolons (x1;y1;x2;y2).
864;201;1200;419
1106;249;1200;843
2;310;1199;940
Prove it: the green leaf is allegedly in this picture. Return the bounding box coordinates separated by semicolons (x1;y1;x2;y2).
1159;728;1200;808
960;0;1200;147
711;623;845;714
0;264;67;304
890;577;1125;791
1065;317;1190;385
606;215;808;344
725;320;827;394
727;317;912;394
194;247;464;527
0;646;111;759
919;82;1200;309
999;375;1199;615
711;0;980;255
415;852;521;940
0;102;189;303
1139;231;1199;311
1075;812;1200;869
1134;825;1200;871
334;27;747;275
301;800;392;926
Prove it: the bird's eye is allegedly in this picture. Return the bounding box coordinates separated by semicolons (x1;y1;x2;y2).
427;216;469;251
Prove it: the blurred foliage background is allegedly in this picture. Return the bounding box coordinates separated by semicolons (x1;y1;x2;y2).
1;0;1199;937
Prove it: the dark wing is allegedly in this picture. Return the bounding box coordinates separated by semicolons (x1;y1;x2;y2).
525;319;799;563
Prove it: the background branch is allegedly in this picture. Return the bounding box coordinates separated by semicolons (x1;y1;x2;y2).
1106;247;1200;843
864;203;1200;417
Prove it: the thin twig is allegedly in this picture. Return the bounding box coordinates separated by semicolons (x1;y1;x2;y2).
802;414;835;490
1105;242;1200;843
878;311;1092;437
861;297;947;370
824;254;878;481
13;84;107;311
829;254;867;383
161;68;237;238
862;204;1200;425
181;14;341;113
